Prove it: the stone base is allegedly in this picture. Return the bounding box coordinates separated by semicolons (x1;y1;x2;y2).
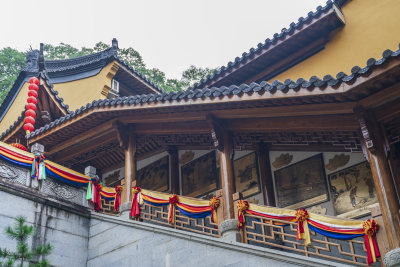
219;219;241;242
119;202;131;219
384;248;400;267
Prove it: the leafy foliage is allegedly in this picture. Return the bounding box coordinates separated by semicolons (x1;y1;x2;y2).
0;216;52;267
0;42;217;106
0;48;26;104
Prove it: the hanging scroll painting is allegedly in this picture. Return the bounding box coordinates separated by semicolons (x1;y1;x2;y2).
137;156;169;192
233;152;261;198
274;153;329;209
181;151;218;197
329;161;378;218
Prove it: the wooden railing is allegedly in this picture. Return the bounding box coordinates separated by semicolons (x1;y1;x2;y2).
135;199;219;237
96;185;382;266
132;189;220;238
234;197;378;266
99;199;119;215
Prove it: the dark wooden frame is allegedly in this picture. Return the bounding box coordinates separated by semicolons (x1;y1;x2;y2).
181;151;218;197
137;155;170;192
328;160;378;217
233;152;261;199
273;153;329;209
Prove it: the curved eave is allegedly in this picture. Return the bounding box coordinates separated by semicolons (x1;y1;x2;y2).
27;46;400;147
192;0;345;89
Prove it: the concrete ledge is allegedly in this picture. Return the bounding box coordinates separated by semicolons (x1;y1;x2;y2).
0;179;90;218
219;219;240;242
90;212;352;267
384;248;400;267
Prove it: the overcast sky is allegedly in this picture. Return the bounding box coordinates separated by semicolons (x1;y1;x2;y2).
0;0;326;79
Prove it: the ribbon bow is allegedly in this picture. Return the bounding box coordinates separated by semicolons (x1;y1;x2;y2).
168;195;179;224
209;197;220;224
31;154;46;180
130;186;141;218
295;209;310;245
94;183;102;211
113;185;123;212
237;200;249;228
86;176;99;203
363;219;380;265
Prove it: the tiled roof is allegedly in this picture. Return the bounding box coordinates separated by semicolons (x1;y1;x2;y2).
191;0;347;90
0;46;163;121
0;71;70;140
27;45;400;139
22;47;163;93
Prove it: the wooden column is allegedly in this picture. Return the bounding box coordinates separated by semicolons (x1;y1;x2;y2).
115;122;137;203
218;130;236;219
256;143;276;206
167;146;180;194
124;130;136;202
208;115;236;220
356;109;400;250
388;142;400;201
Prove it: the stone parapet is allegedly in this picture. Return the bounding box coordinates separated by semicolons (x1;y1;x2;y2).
219;219;241;242
384;248;400;267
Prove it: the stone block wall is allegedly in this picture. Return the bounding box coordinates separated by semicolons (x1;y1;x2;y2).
0;163;90;267
87;214;348;267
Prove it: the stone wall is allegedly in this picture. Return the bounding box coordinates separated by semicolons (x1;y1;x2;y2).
0;164;90;267
0;159;354;267
87;213;349;267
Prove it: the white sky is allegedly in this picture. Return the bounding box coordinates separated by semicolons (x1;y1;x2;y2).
0;0;326;79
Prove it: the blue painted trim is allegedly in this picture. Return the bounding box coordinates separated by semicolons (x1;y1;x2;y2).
49;67;102;84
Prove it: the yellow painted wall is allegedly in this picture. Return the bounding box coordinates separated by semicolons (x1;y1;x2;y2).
265;0;400;82
0;61;119;135
0;82;29;134
53;61;119;111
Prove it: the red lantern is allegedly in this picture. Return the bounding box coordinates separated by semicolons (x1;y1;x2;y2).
29;77;39;85
28;84;38;91
24;76;39;135
25;109;36;118
25;116;35;125
27;96;37;104
23;123;34;133
26;103;36;111
28;90;38;98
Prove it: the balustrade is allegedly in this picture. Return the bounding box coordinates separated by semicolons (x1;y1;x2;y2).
233;195;380;266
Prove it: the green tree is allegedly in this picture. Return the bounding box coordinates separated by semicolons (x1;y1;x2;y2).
0;216;52;267
0;48;26;104
181;65;217;88
0;42;218;105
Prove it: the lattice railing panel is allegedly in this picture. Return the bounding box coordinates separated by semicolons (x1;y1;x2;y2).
99;199;118;215
136;201;219;237
242;213;373;266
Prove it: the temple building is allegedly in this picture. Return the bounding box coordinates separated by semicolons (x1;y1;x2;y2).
0;0;399;266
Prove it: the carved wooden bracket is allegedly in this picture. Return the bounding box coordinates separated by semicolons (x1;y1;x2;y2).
206;114;224;151
354;107;376;153
114;121;135;152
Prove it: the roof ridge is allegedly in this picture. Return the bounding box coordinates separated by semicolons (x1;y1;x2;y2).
27;43;400;139
191;0;341;90
44;47;115;64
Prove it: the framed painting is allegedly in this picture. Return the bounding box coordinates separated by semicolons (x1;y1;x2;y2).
329;161;378;218
181;151;218;197
137;156;169;192
234;152;261;198
274;154;329;209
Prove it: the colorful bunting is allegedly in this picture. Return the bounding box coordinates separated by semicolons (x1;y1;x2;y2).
236;202;380;265
31;154;46;180
136;189;219;224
